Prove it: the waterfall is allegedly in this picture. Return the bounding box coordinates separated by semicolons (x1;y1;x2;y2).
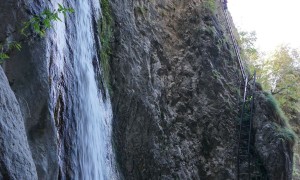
49;0;118;179
72;0;116;179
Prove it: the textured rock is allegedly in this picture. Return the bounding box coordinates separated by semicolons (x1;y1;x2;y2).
110;0;241;179
288;96;300;179
110;0;294;179
254;92;294;180
1;0;59;178
5;33;59;180
0;0;294;179
0;67;37;179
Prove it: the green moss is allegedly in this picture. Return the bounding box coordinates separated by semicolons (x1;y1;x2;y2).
277;126;297;145
212;69;221;79
265;92;289;126
293;153;300;178
203;0;216;12
99;0;113;88
136;6;147;16
265;92;297;145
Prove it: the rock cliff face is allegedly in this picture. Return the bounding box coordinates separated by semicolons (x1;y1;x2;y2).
1;1;60;178
109;0;294;179
0;67;37;179
287;96;300;179
0;0;295;179
110;0;240;179
254;92;294;179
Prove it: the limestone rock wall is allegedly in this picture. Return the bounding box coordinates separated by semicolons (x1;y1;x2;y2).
254;92;294;179
110;0;241;179
110;0;294;179
1;0;59;178
0;67;37;179
0;0;295;179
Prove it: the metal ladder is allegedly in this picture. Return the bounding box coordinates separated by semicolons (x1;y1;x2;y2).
220;1;267;179
236;73;267;180
237;73;264;180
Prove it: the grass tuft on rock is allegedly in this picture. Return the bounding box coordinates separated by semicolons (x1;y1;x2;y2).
265;92;297;145
203;0;216;12
277;126;297;145
265;92;288;126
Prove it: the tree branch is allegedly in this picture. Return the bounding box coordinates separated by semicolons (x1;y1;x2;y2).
271;81;298;95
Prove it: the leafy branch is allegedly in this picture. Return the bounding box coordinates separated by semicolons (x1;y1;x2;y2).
271;81;298;95
0;41;22;63
0;4;74;63
21;4;74;37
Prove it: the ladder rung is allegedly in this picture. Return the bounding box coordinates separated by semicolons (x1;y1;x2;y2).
239;136;250;139
238;151;249;154
240;126;251;129
240;122;250;125
238;150;249;154
239;173;250;175
240;122;251;124
240;129;250;134
238;149;249;152
240;132;250;135
239;143;250;146
239;144;250;147
238;154;250;157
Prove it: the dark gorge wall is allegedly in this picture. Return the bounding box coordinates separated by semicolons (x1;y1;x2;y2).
110;0;242;179
0;0;295;179
110;0;294;179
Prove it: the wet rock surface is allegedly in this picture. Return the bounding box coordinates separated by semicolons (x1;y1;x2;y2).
0;67;37;179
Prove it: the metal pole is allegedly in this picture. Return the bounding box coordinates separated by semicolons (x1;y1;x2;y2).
223;10;246;81
237;78;248;180
248;71;256;180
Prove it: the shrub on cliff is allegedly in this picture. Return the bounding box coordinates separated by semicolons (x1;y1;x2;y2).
264;92;297;145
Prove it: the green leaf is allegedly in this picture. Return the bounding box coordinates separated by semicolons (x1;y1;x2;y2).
58;3;64;12
0;53;9;60
42;9;52;17
14;43;22;51
68;8;75;13
33;22;40;33
21;4;74;38
8;42;17;50
43;19;51;28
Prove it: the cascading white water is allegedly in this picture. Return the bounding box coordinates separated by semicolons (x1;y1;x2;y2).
69;0;116;179
50;0;118;178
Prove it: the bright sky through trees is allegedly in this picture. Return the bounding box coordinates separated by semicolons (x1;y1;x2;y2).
228;0;300;52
